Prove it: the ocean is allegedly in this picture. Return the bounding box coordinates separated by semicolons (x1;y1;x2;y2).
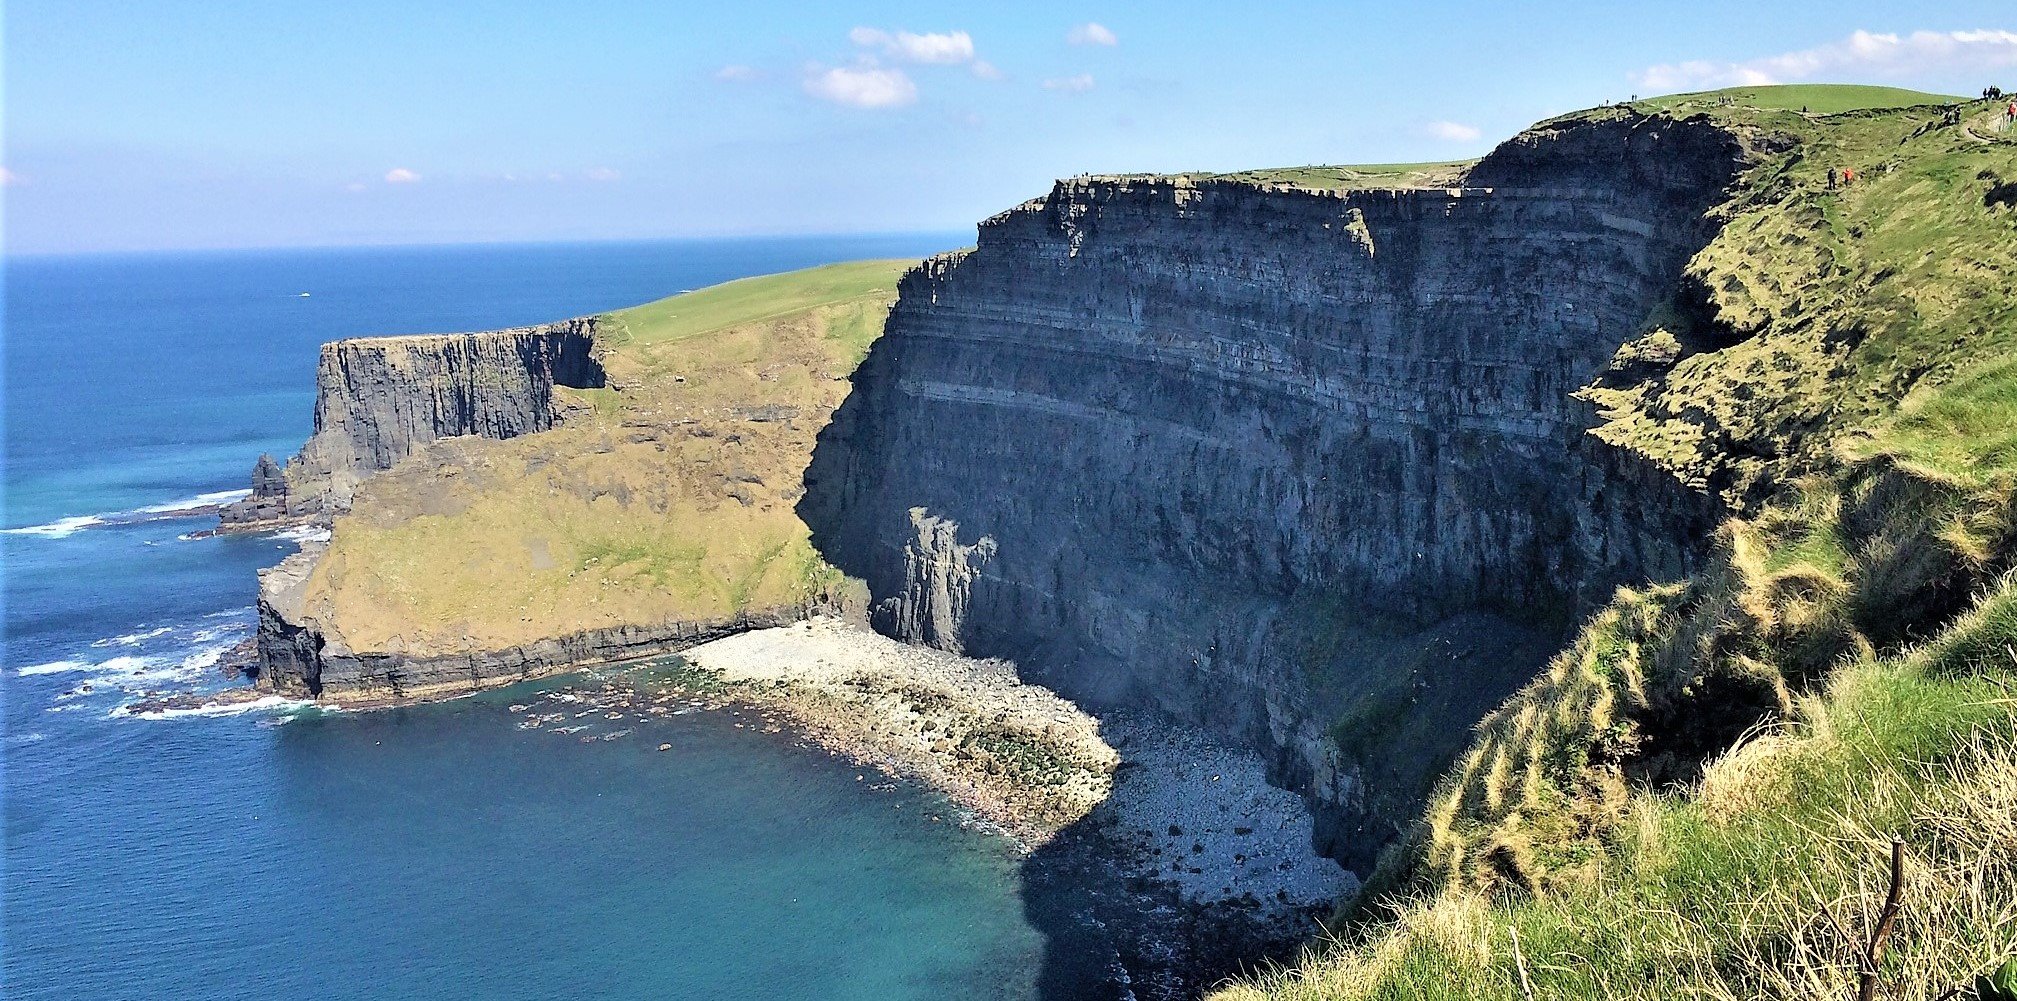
1;236;1060;1000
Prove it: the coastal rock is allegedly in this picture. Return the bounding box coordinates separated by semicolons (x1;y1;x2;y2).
257;551;815;701
801;111;1752;871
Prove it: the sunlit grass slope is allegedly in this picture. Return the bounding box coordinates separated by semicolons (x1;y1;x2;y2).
1634;83;1962;115
298;260;913;652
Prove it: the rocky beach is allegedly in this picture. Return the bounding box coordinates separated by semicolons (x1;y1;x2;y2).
570;617;1359;995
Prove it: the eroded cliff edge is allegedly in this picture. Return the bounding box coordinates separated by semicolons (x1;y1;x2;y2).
221;318;604;528
801;111;1760;870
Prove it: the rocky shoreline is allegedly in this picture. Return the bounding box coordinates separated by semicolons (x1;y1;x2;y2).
172;614;1355;994
116;615;1360;1000
678;617;1119;846
671;618;1358;996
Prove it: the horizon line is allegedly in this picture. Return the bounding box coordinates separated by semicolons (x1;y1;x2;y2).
0;228;977;263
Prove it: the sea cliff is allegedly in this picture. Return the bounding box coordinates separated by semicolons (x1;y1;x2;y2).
220;88;2017;999
801;111;1756;869
220;318;603;528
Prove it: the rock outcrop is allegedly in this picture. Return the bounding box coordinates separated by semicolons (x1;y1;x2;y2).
254;542;836;702
219;318;604;528
801;111;1755;869
252;544;851;698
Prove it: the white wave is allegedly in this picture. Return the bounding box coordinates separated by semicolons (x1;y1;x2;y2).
17;637;246;689
97;654;158;675
16;659;94;676
93;625;176;648
3;487;253;540
186;620;252;645
3;515;108;538
267;524;331;544
134;489;251;514
117;695;320;721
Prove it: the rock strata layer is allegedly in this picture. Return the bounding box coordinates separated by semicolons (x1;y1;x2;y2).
802;112;1753;870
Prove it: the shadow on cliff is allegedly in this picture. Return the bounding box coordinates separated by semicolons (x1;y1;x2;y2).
1013;738;1327;1001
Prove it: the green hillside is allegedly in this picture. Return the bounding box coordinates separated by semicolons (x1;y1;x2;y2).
1633;82;1963;114
1220;94;2017;1001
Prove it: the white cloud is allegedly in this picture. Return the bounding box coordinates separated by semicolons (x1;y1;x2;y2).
384;167;420;184
1067;22;1118;47
1633;28;2017;91
804;64;919;108
714;64;761;83
1043;73;1096;93
584;167;620;182
971;59;1002;80
849;27;975;65
343;181;367;192
0;167;21;187
1423;120;1482;142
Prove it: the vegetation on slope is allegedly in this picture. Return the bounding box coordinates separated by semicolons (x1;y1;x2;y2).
1199;161;1475;191
1222;85;2017;999
1583;88;2017;508
1632;84;1962;115
298;261;913;652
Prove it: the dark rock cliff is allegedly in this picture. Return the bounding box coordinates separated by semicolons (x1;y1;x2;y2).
801;112;1753;870
220;318;604;528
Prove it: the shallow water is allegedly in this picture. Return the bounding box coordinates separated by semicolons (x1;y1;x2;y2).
3;237;1066;1001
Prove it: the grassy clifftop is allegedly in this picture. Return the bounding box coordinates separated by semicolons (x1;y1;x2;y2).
1224;85;2017;1000
1631;83;1961;114
296;261;911;654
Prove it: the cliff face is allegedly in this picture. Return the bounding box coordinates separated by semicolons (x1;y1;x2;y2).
801;112;1753;868
220;319;604;527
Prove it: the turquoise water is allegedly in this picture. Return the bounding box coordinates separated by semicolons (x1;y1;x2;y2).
2;237;1061;1000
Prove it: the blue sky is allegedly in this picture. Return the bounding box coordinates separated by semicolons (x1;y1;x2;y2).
5;1;2015;254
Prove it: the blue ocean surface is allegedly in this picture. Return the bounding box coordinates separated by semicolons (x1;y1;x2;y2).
2;236;1058;1000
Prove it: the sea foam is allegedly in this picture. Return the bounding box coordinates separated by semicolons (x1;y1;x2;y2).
16;659;94;676
3;488;253;539
3;515;109;538
115;695;321;721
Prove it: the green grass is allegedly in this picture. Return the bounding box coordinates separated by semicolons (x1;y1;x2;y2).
603;258;914;345
1858;358;2017;489
1583;89;2017;503
1196;160;1476;191
1224;89;2017;1001
1632;83;1964;115
1222;617;2017;1001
